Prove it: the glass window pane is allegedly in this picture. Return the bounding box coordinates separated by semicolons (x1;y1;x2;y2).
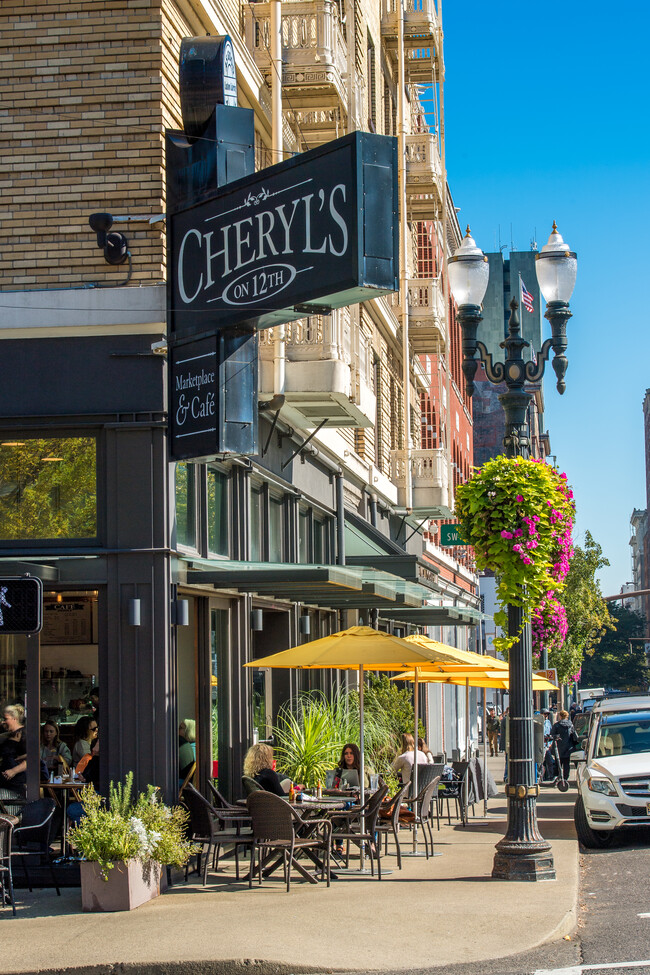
298;508;310;563
0;437;96;540
207;469;229;556
268;497;283;562
250;488;263;561
175;462;196;548
313;517;325;564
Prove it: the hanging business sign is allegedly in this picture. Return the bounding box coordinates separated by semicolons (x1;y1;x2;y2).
440;524;468;546
167;131;399;337
0;577;43;635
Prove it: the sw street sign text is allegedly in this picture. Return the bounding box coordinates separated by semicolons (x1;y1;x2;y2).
167;131;398;336
440;524;468;546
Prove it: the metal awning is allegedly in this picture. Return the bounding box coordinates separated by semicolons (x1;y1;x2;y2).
182;559;431;609
377;605;486;626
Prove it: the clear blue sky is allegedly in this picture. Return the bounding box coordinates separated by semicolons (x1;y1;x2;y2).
439;1;650;596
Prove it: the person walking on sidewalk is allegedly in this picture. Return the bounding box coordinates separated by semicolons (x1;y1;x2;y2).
486;709;500;757
549;709;579;782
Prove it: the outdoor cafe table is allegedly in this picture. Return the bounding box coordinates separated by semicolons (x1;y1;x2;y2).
45;779;88;857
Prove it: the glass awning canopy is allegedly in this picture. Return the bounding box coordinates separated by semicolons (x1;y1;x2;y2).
375;605;486;626
182;558;435;609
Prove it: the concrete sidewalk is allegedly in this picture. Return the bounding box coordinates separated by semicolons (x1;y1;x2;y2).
3;759;579;975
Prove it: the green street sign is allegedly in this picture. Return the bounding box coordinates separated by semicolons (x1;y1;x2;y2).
440;524;468;546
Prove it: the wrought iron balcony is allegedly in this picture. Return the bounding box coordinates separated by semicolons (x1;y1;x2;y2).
259;309;375;429
243;0;348;138
381;0;439;44
407;276;446;353
405;132;443;219
391;447;450;511
381;0;440;81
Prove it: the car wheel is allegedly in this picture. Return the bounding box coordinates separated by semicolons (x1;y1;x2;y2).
574;795;614;848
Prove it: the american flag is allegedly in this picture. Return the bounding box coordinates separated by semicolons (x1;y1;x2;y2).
520;275;534;313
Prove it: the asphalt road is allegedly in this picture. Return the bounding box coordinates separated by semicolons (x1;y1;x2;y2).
343;827;650;975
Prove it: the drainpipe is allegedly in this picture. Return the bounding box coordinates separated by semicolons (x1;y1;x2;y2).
335;470;345;566
368;491;378;529
437;1;453;511
271;0;286;399
397;0;412;510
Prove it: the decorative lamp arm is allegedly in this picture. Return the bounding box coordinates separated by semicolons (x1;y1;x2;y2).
475;342;505;385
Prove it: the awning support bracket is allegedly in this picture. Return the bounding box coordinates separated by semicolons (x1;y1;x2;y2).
261;408;282;457
280;419;327;470
405;516;430;543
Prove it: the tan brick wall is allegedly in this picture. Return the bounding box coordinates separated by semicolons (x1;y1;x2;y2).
0;2;173;289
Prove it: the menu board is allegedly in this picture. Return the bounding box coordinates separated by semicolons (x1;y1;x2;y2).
42;599;93;645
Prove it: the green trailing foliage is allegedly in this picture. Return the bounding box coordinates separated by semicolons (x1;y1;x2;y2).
68;771;195;881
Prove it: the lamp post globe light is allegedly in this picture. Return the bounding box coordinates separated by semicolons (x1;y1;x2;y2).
449;224;577;882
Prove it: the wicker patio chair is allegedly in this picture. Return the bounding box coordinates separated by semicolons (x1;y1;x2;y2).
408;775;441;858
375;781;411;869
181;783;252;885
0;816;16;915
12;798;60;896
329;783;389;879
246;791;332;892
242;775;263;796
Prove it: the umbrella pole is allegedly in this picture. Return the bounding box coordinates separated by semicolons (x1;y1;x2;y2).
483;686;488;817
403;666;438;857
359;663;366;871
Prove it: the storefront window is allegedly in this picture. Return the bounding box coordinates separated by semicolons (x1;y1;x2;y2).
207;468;229;556
268;496;284;562
0;437;96;540
298;507;310;563
250;486;263;560
175;462;196;549
314;516;330;564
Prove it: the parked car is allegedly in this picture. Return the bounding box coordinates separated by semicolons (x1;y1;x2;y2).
573;702;650;848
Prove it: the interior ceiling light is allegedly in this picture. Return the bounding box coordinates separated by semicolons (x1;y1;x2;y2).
42;457;63;462
1;442;25;447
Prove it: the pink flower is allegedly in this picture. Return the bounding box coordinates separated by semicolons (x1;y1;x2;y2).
500;530;513;539
516;494;524;503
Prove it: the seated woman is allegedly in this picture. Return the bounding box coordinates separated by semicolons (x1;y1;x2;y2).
178;718;196;785
0;704;27;814
68;739;100;826
72;715;98;767
391;732;428;785
243;742;289;797
40;720;72;774
418;737;434;763
333;743;371;790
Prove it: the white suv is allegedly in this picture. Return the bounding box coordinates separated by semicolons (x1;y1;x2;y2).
574;700;650;847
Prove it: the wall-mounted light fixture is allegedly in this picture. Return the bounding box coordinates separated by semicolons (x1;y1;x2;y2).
128;598;141;627
251;609;263;632
299;614;311;636
172;599;189;626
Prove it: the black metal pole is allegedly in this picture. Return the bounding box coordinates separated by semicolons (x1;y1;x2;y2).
459;299;556;881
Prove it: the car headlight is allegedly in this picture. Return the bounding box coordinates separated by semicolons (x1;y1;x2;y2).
587;776;617;796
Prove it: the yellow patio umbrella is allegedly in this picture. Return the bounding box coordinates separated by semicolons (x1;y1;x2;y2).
244;625;467;858
392;670;558;691
404;633;509;670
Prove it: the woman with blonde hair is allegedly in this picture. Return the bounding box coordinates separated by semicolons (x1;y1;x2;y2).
1;704;27;814
391;731;428;785
243;742;287;796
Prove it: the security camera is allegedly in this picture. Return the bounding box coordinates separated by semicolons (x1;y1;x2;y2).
89;212;114;248
88;212;128;266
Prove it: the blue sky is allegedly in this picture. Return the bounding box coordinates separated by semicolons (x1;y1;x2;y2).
439;1;650;596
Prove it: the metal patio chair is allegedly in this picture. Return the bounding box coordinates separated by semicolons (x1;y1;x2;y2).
181;783;252;885
0;816;16;915
375;781;411;869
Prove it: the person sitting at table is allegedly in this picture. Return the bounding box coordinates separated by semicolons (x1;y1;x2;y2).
68;739;100;826
243;742;289;796
0;704;27;814
418;737;434;763
40;720;71;774
333;743;371;790
72;715;98;767
391;732;428;785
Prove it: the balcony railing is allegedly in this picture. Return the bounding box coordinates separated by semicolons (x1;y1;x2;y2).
381;0;439;45
407;276;446;353
259;308;375;428
391;447;449;510
405;132;443;220
244;0;348;120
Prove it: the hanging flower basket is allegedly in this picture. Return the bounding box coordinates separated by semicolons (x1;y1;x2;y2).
455;456;574;652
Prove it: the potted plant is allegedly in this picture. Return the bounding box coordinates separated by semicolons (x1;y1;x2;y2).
68;772;194;912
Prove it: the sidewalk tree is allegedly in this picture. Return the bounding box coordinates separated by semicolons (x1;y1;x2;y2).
551;531;613;685
579;604;647;690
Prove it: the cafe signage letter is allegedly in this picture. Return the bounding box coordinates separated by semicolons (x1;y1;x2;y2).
168;131;398;336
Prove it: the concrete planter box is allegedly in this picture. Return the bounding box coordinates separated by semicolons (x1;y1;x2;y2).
80;859;165;912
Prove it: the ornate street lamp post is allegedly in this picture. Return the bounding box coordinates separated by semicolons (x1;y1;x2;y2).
449;224;577;881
